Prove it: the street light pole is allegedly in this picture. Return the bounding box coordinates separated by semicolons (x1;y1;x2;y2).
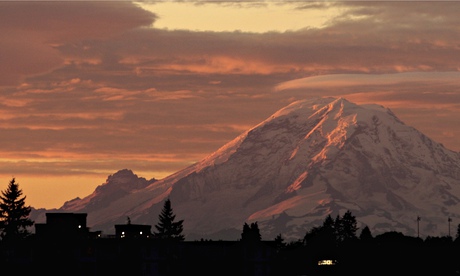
448;217;452;237
417;216;421;238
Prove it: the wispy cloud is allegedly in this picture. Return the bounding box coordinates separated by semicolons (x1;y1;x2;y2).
275;72;460;91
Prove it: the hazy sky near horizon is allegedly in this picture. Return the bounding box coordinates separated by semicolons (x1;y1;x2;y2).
1;1;460;209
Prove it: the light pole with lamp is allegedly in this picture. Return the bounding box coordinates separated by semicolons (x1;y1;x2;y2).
417;216;421;238
448;217;452;237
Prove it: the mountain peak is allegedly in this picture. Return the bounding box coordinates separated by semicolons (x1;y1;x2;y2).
44;97;460;241
59;169;157;212
104;169;150;189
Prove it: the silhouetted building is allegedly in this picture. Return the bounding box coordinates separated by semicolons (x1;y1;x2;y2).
31;213;98;275
35;212;91;240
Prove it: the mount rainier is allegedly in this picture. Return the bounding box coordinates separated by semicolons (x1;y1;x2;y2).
32;97;460;241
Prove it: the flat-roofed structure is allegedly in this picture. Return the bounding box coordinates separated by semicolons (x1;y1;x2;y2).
35;212;94;239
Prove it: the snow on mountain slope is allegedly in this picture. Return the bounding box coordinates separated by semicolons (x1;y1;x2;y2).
161;97;460;240
36;97;460;241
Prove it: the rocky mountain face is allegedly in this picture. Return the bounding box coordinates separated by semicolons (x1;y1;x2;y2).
32;97;460;241
60;169;157;212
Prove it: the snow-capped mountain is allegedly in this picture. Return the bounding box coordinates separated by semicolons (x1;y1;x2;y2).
33;97;460;241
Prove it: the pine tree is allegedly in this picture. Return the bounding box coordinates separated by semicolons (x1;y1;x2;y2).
274;233;284;245
241;222;261;242
241;222;251;240
303;215;337;248
0;178;34;242
337;210;358;242
359;225;373;242
323;214;336;233
274;233;285;250
304;212;359;247
153;198;184;241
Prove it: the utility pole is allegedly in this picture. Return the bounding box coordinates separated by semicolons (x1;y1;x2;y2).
417;216;421;238
448;217;452;237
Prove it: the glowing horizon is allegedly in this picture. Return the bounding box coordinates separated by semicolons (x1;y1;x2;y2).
138;2;344;33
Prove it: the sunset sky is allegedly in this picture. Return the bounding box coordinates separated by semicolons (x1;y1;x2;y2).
1;1;460;209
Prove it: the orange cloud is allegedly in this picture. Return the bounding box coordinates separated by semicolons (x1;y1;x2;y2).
151;56;303;75
0;2;155;86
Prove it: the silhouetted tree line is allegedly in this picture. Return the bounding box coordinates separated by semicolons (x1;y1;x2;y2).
269;211;460;275
3;178;460;275
241;222;262;242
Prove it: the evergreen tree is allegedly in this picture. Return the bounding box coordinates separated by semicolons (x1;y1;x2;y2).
251;222;261;241
274;233;285;250
304;211;358;247
242;222;251;239
0;178;34;242
359;225;373;242
323;214;335;230
304;215;337;248
322;214;337;244
303;225;322;245
153;198;184;241
241;222;261;242
334;214;343;240
337;210;358;242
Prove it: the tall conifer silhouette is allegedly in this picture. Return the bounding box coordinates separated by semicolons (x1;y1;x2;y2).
153;198;184;241
0;178;34;242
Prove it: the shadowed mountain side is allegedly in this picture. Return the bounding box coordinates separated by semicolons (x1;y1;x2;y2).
61;169;157;211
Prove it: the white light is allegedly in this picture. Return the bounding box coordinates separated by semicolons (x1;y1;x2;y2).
318;259;337;266
140;231;143;235
78;225;81;229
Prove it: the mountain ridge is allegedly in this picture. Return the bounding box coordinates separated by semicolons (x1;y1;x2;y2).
31;97;460;241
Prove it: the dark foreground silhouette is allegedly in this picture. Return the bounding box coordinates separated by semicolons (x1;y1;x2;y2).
2;226;460;275
2;212;460;275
